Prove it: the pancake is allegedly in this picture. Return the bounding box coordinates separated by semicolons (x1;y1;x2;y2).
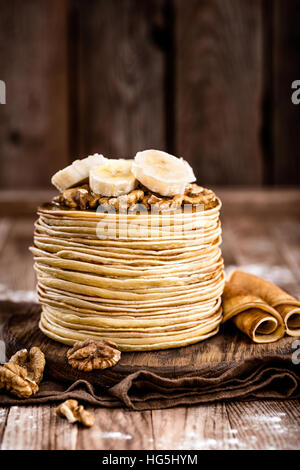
32;183;225;351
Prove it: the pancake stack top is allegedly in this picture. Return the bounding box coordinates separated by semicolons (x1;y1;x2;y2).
31;150;225;351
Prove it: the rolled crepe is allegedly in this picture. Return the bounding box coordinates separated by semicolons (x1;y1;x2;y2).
222;280;285;343
223;270;300;340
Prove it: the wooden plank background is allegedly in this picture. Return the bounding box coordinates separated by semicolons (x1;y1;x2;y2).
0;0;299;188
0;0;69;189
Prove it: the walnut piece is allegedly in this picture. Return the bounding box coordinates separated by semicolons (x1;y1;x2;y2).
56;399;95;428
142;184;216;211
185;183;204;196
99;189;145;212
76;187;99;210
67;339;121;372
53;183;217;212
145;194;184;211
183;184;216;206
9;346;46;384
0;362;39;399
0;346;45;399
53;185;99;210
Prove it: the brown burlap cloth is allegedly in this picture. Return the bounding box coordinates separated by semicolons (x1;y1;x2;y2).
0;302;299;411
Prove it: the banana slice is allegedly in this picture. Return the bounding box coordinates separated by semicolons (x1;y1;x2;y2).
89;159;137;197
132;149;196;196
51;153;106;192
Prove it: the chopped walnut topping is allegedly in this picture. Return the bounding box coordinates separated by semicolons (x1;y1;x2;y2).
77;187;99;210
98;189;145;212
118;190;145;211
53;183;217;212
56;399;95;428
144;194;184;211
67;339;121;372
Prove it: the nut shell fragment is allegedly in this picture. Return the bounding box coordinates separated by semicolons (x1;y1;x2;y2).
67;339;121;372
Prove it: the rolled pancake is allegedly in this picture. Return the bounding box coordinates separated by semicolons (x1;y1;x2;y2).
222;282;285;343
222;270;300;341
227;270;300;337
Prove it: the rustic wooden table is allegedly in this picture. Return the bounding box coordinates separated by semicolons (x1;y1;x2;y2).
0;188;299;450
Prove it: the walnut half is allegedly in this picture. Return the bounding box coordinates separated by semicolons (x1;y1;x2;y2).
0;363;38;399
9;346;46;384
67;339;121;372
56;400;95;428
0;347;45;399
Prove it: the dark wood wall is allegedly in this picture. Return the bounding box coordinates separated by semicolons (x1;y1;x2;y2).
0;0;299;189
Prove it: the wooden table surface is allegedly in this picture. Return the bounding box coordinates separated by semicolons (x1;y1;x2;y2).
0;188;299;450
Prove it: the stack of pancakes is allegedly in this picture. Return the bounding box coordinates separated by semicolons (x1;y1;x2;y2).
31;198;224;351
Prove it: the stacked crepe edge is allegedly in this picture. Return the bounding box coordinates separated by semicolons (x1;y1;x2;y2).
31;199;225;351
